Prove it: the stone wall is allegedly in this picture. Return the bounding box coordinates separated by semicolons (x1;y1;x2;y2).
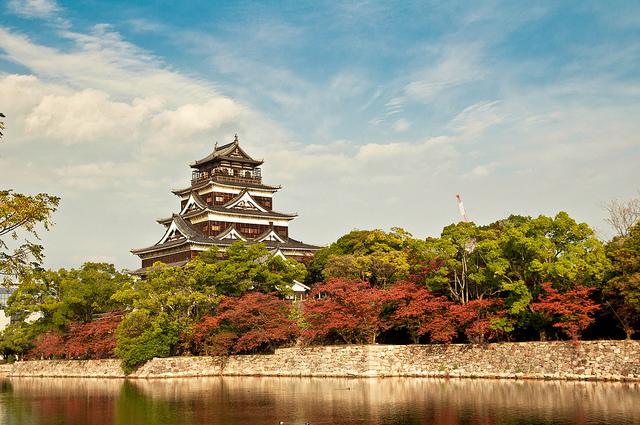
5;359;122;378
1;340;639;381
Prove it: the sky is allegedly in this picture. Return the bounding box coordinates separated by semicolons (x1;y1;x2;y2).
1;0;639;270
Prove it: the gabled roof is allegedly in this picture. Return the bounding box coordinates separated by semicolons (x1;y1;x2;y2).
132;214;213;254
179;192;208;215
256;228;287;243
213;223;246;241
292;280;311;292
222;189;268;212
190;135;263;168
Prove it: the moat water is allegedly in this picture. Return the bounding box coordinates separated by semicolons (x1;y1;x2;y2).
0;376;639;424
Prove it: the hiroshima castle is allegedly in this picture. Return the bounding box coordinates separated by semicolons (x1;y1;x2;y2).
131;135;320;272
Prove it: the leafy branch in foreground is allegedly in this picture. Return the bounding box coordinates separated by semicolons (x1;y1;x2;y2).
0;190;60;284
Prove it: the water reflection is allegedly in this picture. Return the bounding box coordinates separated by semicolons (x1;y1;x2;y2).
0;376;638;424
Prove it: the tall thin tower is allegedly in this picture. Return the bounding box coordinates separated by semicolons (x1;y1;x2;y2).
456;194;469;222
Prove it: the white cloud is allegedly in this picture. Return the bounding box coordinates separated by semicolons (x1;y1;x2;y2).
24;89;147;143
7;0;59;18
1;6;639;271
151;98;245;139
393;119;410;133
464;162;498;179
0;26;218;106
448;101;505;138
127;18;166;33
53;162;143;189
404;44;486;102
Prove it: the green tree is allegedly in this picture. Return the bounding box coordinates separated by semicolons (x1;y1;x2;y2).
5;263;131;328
317;228;412;286
0;190;60;285
113;261;219;353
373;213;608;340
115;310;178;374
604;222;640;338
209;242;306;295
0;263;131;358
0;321;44;359
113;242;305;368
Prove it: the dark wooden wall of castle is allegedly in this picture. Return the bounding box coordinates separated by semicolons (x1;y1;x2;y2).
200;221;288;238
180;192;272;211
141;250;195;268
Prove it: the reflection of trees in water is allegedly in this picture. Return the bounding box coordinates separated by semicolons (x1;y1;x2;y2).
0;378;120;425
115;381;188;425
1;377;640;424
130;377;640;425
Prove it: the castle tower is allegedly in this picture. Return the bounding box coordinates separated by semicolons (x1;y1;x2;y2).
131;135;319;273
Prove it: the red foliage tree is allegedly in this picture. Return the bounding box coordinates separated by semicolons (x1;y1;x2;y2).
387;281;457;343
27;312;121;360
531;282;600;341
191;292;299;355
302;278;391;344
28;331;65;359
64;312;122;359
407;259;447;285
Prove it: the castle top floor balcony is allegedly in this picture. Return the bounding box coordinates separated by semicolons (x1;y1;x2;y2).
191;167;262;185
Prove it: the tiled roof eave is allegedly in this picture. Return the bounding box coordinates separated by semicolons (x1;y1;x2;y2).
183;207;296;220
191;156;264;168
130;237;217;255
171;178;281;195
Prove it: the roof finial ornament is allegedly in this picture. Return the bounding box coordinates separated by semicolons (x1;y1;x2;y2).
234;133;239;143
214;141;218;150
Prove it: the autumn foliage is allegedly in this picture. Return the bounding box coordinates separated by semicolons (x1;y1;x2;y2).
28;313;122;360
387;281;457;343
28;331;66;359
532;282;599;341
189;292;299;355
24;278;603;361
302;278;391;344
300;278;514;346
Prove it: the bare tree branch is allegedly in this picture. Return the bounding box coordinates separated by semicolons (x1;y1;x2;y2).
605;196;640;237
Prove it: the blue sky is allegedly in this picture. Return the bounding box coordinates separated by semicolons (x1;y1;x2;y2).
1;0;639;269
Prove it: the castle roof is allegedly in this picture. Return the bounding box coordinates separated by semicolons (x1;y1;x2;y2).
132;215;318;256
171;177;281;196
132;133;320;268
190;135;263;169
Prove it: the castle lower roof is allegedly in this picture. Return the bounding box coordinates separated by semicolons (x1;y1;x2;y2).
133;213;318;256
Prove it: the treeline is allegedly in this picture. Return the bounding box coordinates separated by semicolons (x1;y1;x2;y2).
0;211;639;373
308;212;639;342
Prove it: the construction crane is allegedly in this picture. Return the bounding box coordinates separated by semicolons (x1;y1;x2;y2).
456;194;469;222
456;194;476;253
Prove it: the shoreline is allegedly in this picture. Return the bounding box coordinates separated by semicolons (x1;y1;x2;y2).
1;340;638;382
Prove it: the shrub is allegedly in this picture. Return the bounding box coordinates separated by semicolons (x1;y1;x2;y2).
115;311;178;374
